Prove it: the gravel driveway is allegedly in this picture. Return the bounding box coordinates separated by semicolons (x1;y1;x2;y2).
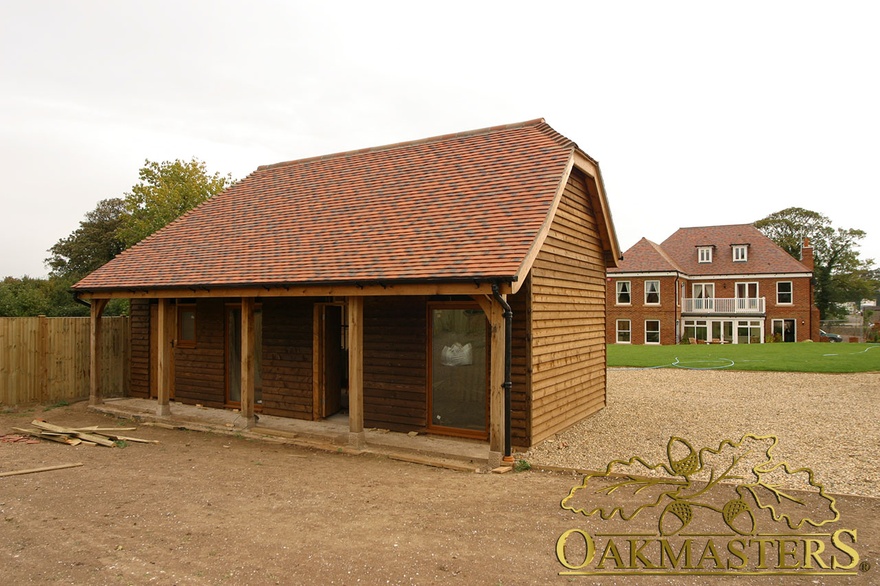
525;369;880;498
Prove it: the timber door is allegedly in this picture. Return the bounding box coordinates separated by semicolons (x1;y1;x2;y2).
314;304;344;419
427;305;488;439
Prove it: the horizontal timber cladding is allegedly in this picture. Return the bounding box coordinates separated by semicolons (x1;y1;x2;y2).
173;299;226;408
260;298;314;419
509;276;531;449
529;168;607;445
129;299;151;398
363;296;428;432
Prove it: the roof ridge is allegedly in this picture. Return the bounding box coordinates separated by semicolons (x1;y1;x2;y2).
258;118;548;171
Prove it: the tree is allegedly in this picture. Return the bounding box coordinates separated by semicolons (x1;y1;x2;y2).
46;198;127;281
754;207;879;319
118;158;233;247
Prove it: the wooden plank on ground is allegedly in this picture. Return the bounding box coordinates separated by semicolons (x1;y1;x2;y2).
0;463;84;478
30;420;117;447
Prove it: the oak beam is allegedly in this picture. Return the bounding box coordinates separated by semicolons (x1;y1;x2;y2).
75;281;513;301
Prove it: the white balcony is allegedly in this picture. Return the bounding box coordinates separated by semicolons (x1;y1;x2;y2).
683;297;765;314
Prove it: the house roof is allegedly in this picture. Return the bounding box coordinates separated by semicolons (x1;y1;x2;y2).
74;119;618;295
612;224;810;277
661;224;811;275
608;237;684;273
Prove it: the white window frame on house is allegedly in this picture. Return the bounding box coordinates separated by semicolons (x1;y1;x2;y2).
735;282;760;311
616;281;631;305
692;282;715;310
777;281;793;305
644;280;660;305
645;320;660;344
732;245;748;262
698;247;713;263
616;319;631;343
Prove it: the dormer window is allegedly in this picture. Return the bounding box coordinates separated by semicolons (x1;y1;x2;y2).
698;246;713;263
732;244;748;262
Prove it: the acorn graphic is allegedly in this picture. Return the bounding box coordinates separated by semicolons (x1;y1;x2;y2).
722;498;756;535
667;437;700;476
659;500;694;535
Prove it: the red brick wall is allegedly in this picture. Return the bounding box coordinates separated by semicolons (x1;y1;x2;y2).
607;275;816;344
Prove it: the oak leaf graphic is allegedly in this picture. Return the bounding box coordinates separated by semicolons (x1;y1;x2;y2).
561;434;839;535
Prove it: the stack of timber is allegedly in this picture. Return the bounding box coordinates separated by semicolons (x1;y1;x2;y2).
12;420;157;447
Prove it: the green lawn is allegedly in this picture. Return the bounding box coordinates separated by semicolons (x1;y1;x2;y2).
606;342;880;373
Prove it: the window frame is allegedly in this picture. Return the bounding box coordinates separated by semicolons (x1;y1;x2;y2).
776;281;793;305
615;280;631;305
177;304;197;348
732;245;748;262
616;319;632;344
645;320;661;344
698;247;713;263
644;280;660;305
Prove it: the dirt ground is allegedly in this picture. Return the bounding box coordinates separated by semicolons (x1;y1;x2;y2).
1;401;878;585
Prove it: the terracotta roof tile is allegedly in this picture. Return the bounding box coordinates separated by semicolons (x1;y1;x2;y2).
612;224;810;276
74;119;581;291
661;224;811;275
610;237;683;273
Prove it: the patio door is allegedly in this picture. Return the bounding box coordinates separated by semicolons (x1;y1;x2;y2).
226;306;262;406
736;282;759;310
428;305;488;438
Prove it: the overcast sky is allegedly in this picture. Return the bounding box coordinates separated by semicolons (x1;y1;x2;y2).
2;1;878;278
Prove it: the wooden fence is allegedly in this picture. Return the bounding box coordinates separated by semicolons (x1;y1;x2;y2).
0;316;130;406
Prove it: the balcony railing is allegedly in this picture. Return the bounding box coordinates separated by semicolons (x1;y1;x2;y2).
683;297;765;314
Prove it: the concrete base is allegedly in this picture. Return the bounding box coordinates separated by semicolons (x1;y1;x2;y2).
234;416;257;429
156;403;171;417
348;431;366;449
488;450;503;469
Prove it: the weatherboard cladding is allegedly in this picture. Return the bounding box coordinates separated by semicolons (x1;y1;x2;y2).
74;120;578;291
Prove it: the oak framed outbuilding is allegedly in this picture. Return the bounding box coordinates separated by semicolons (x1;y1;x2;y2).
74;119;620;464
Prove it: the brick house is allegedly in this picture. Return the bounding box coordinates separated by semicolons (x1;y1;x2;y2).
73;119;621;463
606;224;819;345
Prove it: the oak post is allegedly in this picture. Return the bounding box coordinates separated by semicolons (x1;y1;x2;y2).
488;296;505;466
347;296;365;448
239;297;256;428
156;298;173;416
88;300;108;406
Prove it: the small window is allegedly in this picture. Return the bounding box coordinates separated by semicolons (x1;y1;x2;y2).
616;319;631;343
645;280;660;305
777;281;793;304
698;247;713;263
645;320;660;344
616;281;631;305
733;245;748;262
178;306;196;347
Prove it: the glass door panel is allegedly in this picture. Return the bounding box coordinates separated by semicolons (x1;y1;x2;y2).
429;307;487;435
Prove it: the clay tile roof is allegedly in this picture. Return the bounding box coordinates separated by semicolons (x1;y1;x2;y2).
660;224;811;275
609;237;684;273
74;119;585;291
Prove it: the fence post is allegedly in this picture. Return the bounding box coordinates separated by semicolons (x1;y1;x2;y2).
38;315;49;403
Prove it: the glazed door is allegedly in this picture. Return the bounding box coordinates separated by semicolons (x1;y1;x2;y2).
428;306;488;438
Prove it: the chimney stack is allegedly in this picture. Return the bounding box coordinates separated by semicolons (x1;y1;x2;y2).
800;238;814;270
